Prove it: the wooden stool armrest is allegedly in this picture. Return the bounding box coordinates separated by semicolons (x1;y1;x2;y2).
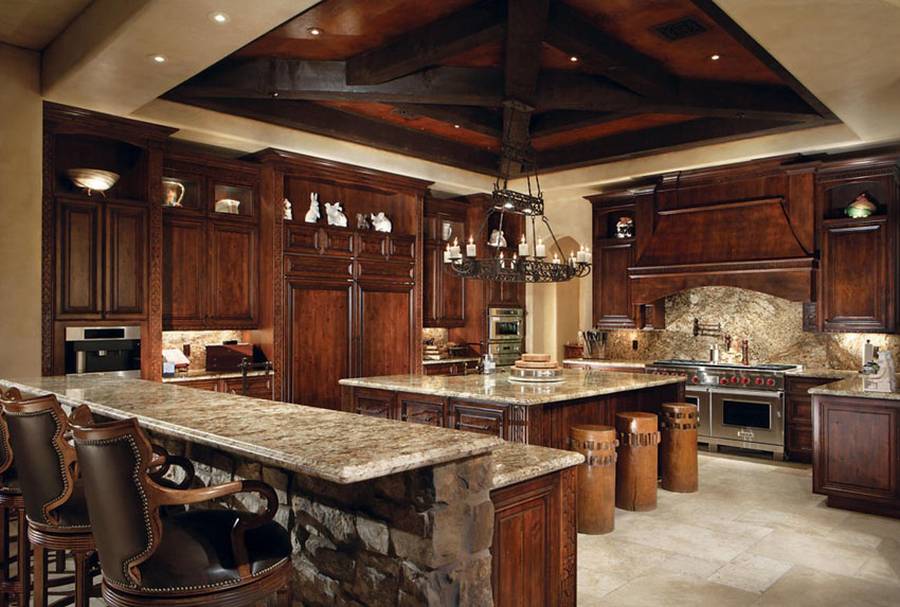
151;479;244;507
229;480;279;580
148;445;196;490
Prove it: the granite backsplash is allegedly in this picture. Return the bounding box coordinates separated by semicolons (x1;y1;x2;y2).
599;287;899;370
161;330;245;369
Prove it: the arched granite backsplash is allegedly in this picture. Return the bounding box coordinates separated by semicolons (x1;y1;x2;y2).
602;286;899;369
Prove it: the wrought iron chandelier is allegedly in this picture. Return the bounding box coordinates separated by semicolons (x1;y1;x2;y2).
444;153;591;283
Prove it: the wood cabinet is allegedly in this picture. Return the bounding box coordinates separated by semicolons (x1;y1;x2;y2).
282;224;417;409
173;375;273;399
491;468;576;607
55;198;148;321
816;159;898;332
162;216;206;327
423;198;468;327
785;375;834;463
813;394;900;518
398;393;446;427
207;221;258;326
449;400;508;438
485;279;525;308
423;360;478;376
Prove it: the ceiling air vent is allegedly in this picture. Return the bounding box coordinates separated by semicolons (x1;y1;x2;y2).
652;17;708;42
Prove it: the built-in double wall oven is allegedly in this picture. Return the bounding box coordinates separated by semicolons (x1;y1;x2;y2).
487;307;524;366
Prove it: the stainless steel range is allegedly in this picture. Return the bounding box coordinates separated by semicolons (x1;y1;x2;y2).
646;359;797;459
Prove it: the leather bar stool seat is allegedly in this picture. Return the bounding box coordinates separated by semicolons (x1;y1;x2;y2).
615;411;660;512
570;425;617;534
0;387;30;607
660;403;699;493
138;509;291;592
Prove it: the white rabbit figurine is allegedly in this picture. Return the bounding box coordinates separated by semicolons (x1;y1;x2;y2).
305;193;320;223
283;198;293;221
325;202;348;227
370;212;392;233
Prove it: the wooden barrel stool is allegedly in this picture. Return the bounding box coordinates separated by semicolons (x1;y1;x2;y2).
615;412;660;511
660;403;699;493
569;425;617;534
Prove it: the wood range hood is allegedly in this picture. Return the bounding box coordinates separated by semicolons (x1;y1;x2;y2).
626;164;818;305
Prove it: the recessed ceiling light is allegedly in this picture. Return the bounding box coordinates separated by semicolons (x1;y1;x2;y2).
150;54;167;64
307;27;323;36
272;91;280;98
710;54;721;61
569;55;579;63
453;124;460;129
209;11;230;24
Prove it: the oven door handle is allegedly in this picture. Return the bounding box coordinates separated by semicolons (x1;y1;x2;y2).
709;387;783;399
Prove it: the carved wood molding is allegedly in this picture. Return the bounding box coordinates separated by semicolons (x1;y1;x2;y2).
41;130;55;376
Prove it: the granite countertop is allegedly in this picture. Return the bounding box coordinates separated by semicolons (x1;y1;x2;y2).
784;367;858;379
339;368;683;406
808;375;900;401
562;359;649;369
0;375;502;485
422;356;481;367
162;369;270;383
491;441;584;490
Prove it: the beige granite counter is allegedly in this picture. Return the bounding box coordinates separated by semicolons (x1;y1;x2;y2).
339;368;684;406
808;375;900;401
785;367;858;380
162;369;270;383
491;442;584;490
563;359;649;369
422;356;480;367
0;375;502;484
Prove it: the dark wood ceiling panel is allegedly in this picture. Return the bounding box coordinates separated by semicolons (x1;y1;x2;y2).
170;0;837;174
318;100;501;150
531;113;694;150
237;0;480;59
560;0;782;84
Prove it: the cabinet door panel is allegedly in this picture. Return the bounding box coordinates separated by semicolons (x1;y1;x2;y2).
208;221;257;326
442;263;466;325
399;393;446;427
286;280;353;410
163;217;206;328
450;402;506;438
56;199;102;319
423;242;441;325
357;282;414;377
594;241;636;328
104;204;147;318
821;220;889;332
352;389;395;419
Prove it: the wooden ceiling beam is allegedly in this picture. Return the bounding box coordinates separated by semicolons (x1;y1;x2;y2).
391;104;502;137
530;110;641;137
545;2;676;98
345;0;506;85
167;95;499;174
177;59;504;107
538;117;811;170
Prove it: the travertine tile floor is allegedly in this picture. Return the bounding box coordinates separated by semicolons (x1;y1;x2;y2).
577;453;900;606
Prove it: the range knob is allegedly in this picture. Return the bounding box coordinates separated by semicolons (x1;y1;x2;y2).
719;377;729;385
741;377;751;385
766;378;776;387
755;377;764;386
730;376;739;384
691;375;700;384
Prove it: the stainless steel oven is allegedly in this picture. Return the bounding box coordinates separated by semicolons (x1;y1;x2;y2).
710;388;784;458
488;307;524;341
487;340;523;367
684;386;712;441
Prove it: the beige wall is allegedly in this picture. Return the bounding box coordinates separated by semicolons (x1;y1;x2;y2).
0;44;42;377
525;198;593;358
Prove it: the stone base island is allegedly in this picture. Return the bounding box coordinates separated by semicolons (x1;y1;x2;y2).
340;368;686;449
1;374;587;607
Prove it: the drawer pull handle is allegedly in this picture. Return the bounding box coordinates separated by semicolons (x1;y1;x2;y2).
457;421;495;432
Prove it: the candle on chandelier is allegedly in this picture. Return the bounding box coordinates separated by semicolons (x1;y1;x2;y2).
443;243;452;263
518;234;529;257
569;251;577;266
498;250;505;268
552;253;561;265
466;236;477;257
576;245;590;263
535;238;546;258
450;237;462;259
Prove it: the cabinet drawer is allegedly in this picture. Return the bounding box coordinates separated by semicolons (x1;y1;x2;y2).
223;376;274;399
390;235;416;260
284;223;320;253
399;393;446;427
353;389;395;419
176;379;220;392
284;253;353;278
356;232;389;259
450;402;506;438
356;260;414;281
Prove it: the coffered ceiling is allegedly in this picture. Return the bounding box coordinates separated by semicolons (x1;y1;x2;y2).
166;0;838;175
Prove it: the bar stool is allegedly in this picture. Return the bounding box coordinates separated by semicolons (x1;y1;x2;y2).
660;403;699;493
2;394;100;607
570;425;617;534
0;387;29;607
72;416;293;606
615;411;660;511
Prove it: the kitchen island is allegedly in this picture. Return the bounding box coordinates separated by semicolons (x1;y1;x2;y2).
810;376;900;518
0;375;583;606
340;368;685;449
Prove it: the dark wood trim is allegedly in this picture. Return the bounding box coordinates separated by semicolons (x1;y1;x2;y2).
345;0;507;85
392;104;502;137
175;97;499;175
531;110;641;137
